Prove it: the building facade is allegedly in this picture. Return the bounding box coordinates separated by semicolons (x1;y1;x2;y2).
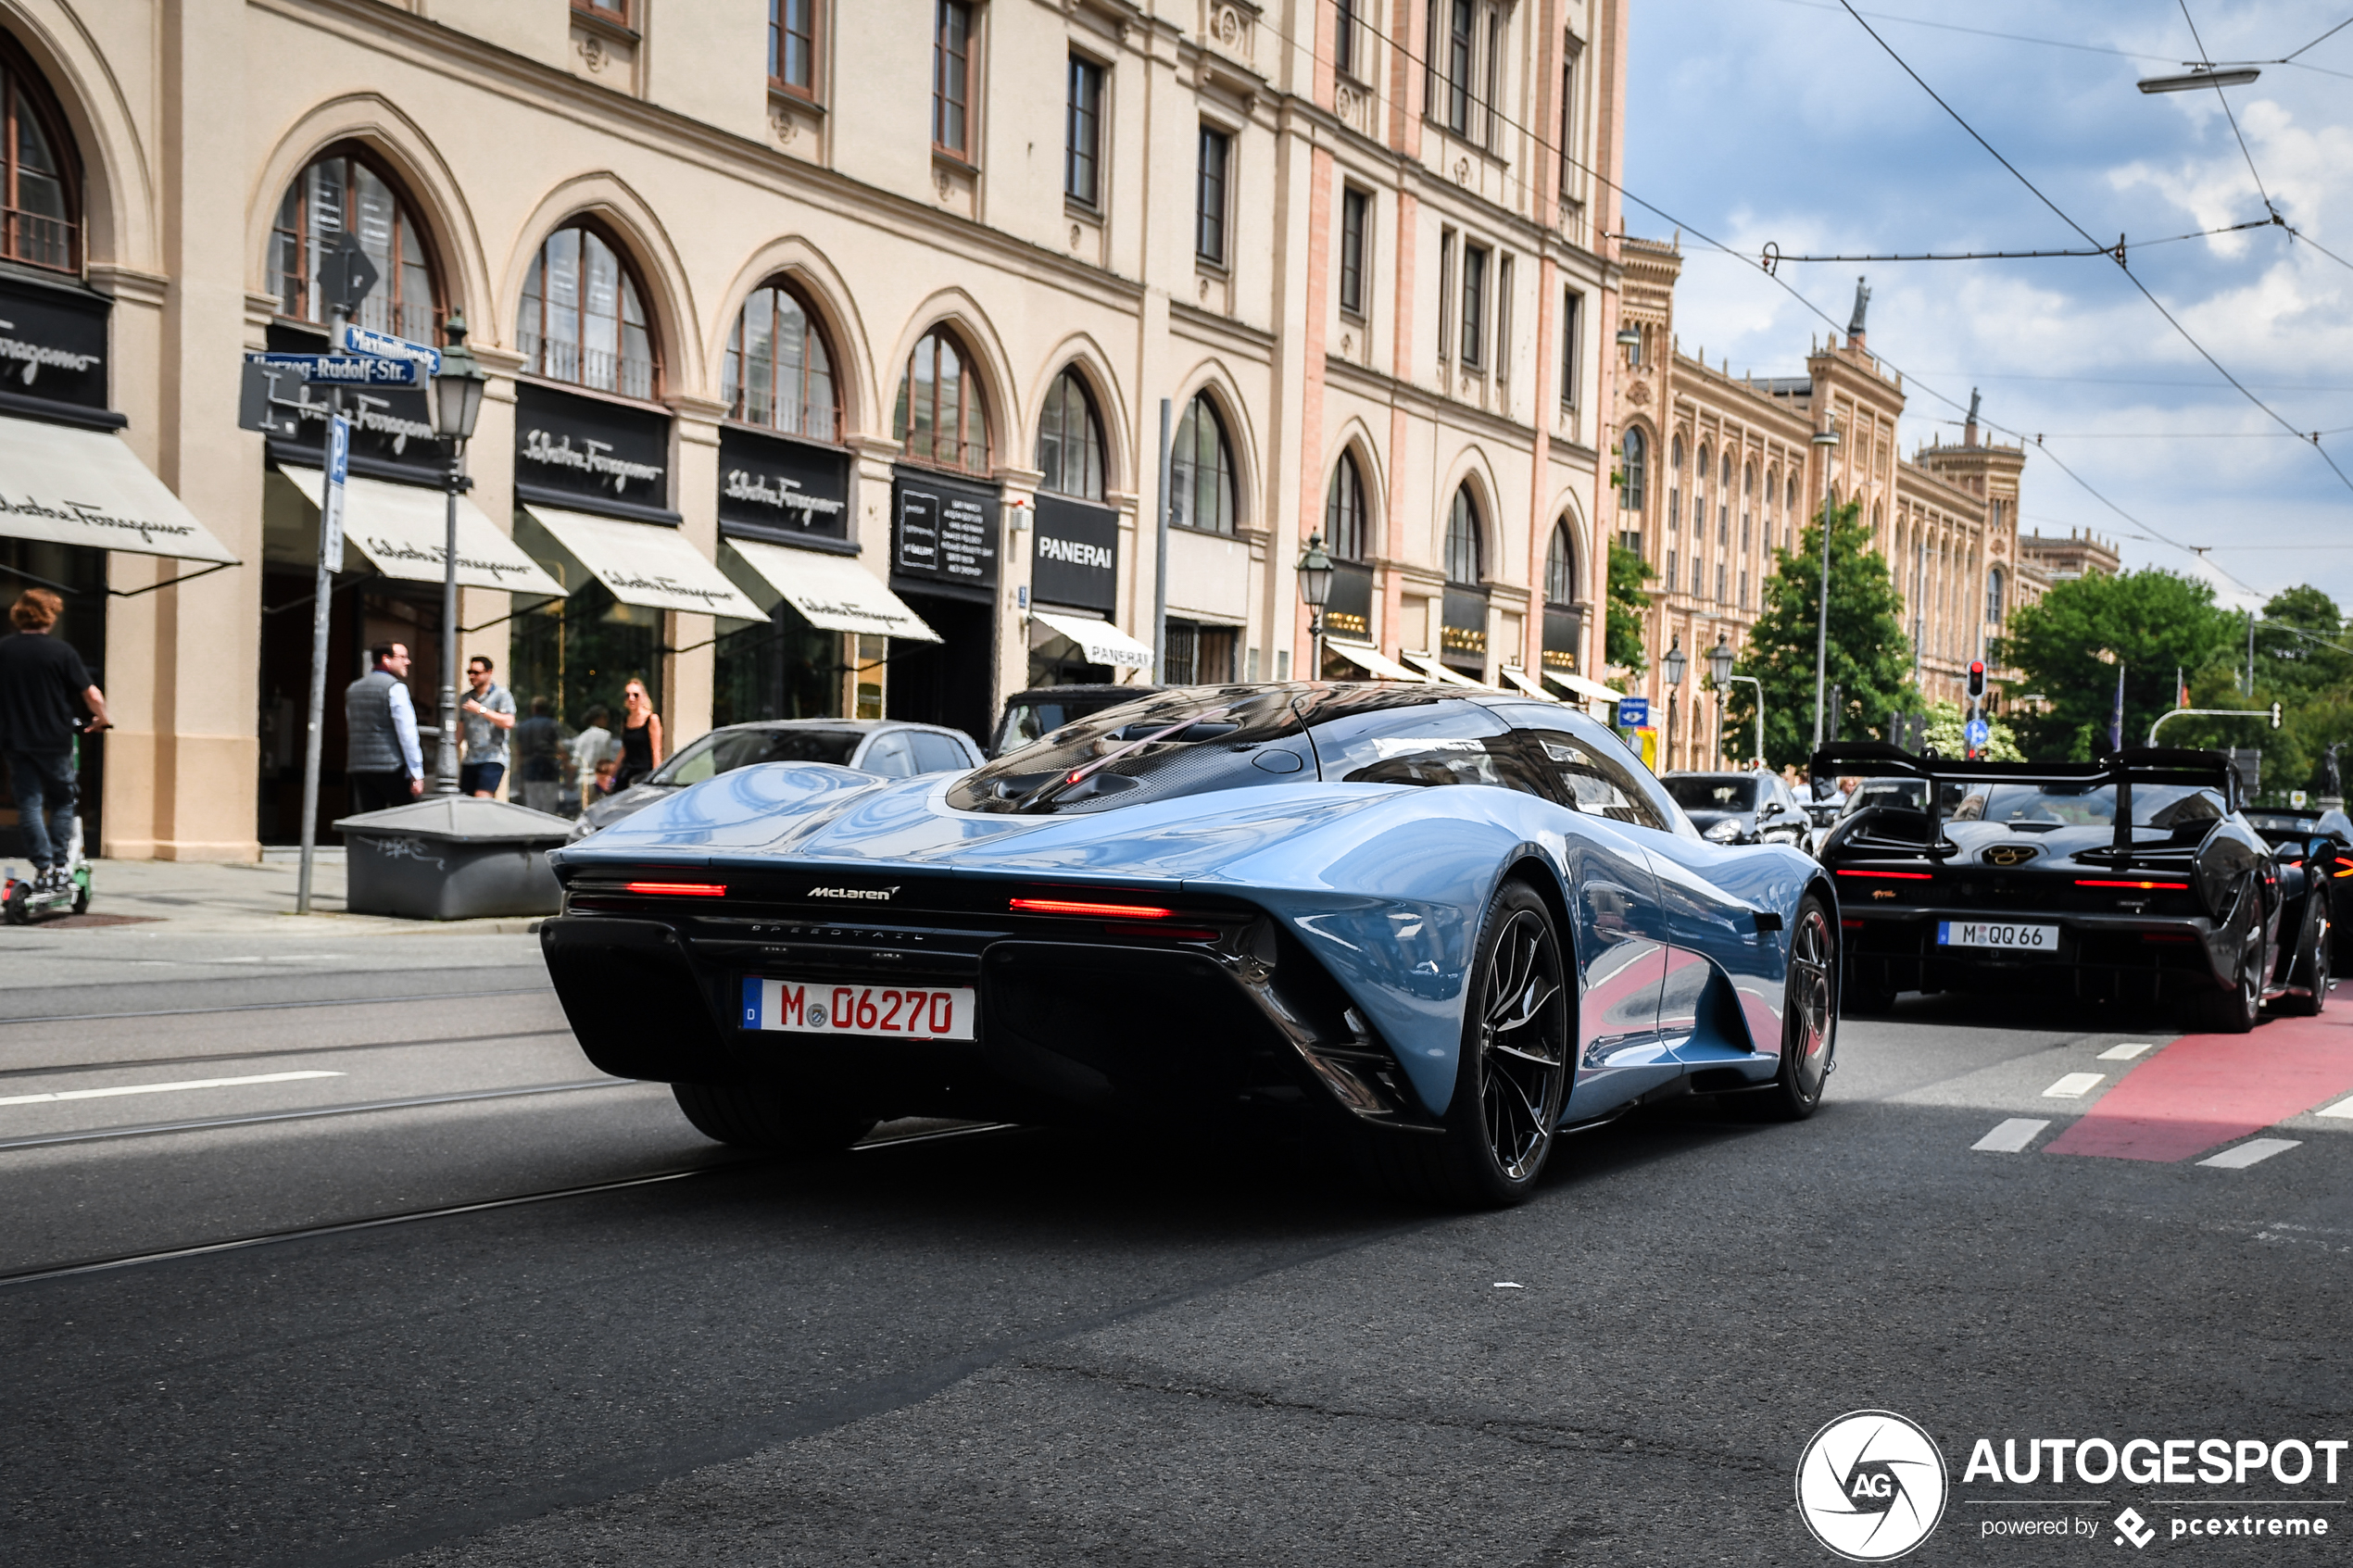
1610;238;2028;769
0;0;1630;861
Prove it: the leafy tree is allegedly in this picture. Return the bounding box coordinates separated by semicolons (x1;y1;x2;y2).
2171;586;2353;800
1723;500;1917;770
1604;540;1653;677
1924;698;2023;761
1993;569;2239;760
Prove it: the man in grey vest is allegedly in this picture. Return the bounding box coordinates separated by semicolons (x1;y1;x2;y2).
346;642;423;814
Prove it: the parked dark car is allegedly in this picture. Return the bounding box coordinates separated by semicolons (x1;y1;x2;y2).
569;720;984;840
1663;771;1812;847
988;684;1171;758
2242;805;2353;848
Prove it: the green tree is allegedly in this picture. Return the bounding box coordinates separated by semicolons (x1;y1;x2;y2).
1994;569;2238;760
2171;585;2353;799
1924;698;2023;761
1723;501;1917;770
1604;540;1653;677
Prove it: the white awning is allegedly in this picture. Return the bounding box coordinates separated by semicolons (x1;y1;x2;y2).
278;466;564;596
1501;667;1557;701
0;414;237;563
1403;651;1496;690
521;504;765;620
721;538;939;642
1546;668;1626;705
1323;639;1427;683
1031;608;1154;671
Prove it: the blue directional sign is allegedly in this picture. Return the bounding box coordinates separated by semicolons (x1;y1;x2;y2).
338;323;441;374
1616;696;1650;729
1964;718;1991;749
246;352;423;387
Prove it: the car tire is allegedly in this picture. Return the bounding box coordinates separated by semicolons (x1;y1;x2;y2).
1358;880;1571;1209
2199;938;2263;1035
2276;895;2330;1017
671;1082;877;1155
1737;894;1838;1122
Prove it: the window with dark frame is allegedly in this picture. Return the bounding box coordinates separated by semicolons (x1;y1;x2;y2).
1036;367;1106;500
1437;228;1455;362
1545;521;1576;606
519;221;658;399
1619;426;1645;513
1446;0;1474;134
1335;0;1360;79
1325;451;1367;561
724;279;840;443
1459;244;1487;370
932;0;975;160
573;0;632;25
0;49;75;274
891;323;992;473
1196;124;1230;264
1557;50;1577;197
771;0;819;98
1559;288;1581;408
1172;394;1237;535
1065;55;1103;207
1482;8;1502;146
1494;255;1513;385
1339;186;1368;318
271;146;438;343
1445;484;1482;585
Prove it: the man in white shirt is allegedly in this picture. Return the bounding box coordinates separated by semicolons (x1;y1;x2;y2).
344;643;423;813
569;703;614;815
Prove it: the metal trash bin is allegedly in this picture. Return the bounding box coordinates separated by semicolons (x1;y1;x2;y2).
333;797;573;921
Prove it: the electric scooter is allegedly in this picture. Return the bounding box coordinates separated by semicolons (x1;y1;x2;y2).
3;734;94;924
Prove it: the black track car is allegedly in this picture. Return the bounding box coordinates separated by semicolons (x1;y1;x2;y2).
1812;745;2336;1030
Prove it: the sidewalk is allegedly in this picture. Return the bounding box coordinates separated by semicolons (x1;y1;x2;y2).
4;857;547;936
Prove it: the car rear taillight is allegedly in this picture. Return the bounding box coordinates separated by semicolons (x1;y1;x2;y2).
2075;879;2190;890
1011;897;1177;919
623;882;728;897
1834;869;1933;881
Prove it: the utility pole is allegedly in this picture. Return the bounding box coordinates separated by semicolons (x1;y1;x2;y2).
1809;420;1839;749
1152;398;1171;676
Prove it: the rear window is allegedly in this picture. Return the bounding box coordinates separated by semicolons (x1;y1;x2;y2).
991;693;1155;757
655;727;862;785
1666;776;1755;811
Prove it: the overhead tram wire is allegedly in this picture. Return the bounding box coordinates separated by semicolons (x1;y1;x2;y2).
1757;219;2272;268
1832;0;2353;500
2177;0;2280;220
1254;4;2289;585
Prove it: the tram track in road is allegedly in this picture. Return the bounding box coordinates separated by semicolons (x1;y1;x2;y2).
0;1026;576;1083
0;982;553;1027
0;1121;1026;1289
0;1076;644;1153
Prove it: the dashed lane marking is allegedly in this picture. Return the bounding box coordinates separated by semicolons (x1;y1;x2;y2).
2319;1097;2353;1120
2098;1042;2158;1060
1973;1118;2051;1153
0;1069;344;1107
2044;1073;2106;1098
2197;1138;2301;1170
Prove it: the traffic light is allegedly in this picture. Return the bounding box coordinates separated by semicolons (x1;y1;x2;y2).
2271;700;2284;730
1966;660;1987;705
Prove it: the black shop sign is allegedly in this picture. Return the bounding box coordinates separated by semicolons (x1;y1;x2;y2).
1030;495;1117;615
891;468;1000;594
515;383;673;522
717;425;850;546
0;272;115;427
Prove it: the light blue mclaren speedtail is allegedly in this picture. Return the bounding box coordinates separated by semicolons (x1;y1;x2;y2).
541;684;1836;1206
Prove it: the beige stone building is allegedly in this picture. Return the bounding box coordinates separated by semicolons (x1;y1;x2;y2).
0;0;1631;862
1610;237;2028;769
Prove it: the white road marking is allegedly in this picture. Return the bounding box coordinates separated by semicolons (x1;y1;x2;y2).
0;1070;344;1108
2098;1042;2158;1060
2043;1073;2106;1098
1492;1282;1523;1289
2198;1138;2301;1170
2318;1097;2353;1120
1973;1118;2051;1153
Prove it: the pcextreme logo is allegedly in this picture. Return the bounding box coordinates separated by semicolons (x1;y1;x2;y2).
1796;1410;1950;1562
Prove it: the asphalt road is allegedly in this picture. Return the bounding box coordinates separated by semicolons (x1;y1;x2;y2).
2;926;2347;1567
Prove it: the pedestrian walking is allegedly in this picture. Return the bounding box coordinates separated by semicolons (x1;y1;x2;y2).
614;678;662;791
345;642;422;813
571;703;613;813
456;656;517;798
514;696;564;815
0;589;108;890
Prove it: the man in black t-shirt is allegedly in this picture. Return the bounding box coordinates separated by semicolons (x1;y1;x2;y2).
0;589;110;888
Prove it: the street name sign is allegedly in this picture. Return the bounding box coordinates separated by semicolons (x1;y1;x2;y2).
247;352;424;387
338;323;441;374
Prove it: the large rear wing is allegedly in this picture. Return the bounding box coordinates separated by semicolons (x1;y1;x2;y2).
1808;744;2242;856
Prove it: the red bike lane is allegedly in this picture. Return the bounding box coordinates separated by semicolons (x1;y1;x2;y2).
2044;1011;2353;1161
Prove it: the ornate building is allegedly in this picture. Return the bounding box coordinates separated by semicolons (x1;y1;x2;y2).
1609;238;2028;769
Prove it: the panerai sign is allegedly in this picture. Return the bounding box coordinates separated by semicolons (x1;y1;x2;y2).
717;424;850;545
513;383;670;508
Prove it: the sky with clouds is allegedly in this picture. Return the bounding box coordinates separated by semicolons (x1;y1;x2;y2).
1622;0;2353;614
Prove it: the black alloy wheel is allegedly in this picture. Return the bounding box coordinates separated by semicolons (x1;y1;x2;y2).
1359;881;1571;1208
2277;894;2331;1017
671;1082;877;1154
2201;935;2264;1035
1742;894;1838;1121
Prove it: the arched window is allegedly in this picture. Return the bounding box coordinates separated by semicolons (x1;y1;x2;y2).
1986;567;2006;623
0;46;77;272
1325;450;1368;560
1718;452;1731;540
1619;426;1645;512
520;222;657;398
1172;393;1236;534
1544;520;1577;606
1444;484;1482;585
724;279;838;442
1695;442;1709;509
271;146;436;341
1036;367;1106;499
1786;474;1797;514
892;323;992;472
1669;433;1684;532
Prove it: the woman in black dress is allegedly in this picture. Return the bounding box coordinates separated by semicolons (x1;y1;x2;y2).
613;678;663;790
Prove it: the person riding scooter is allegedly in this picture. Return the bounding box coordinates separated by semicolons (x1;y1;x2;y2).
0;588;108;897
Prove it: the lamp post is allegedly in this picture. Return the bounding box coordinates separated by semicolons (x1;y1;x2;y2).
1710;633;1766;770
1810;420;1840;751
1662;637;1686;770
1295;531;1334;681
427;314;488;797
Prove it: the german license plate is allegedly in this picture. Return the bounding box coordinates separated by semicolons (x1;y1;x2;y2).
1937;921;2057;951
740;977;976;1041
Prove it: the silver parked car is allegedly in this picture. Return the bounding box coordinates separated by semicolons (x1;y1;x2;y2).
567;719;984;840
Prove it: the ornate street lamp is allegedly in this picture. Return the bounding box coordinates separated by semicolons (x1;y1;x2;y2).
1662;637;1686;769
1295;532;1334;682
1810;419;1840;753
429;315;489;797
